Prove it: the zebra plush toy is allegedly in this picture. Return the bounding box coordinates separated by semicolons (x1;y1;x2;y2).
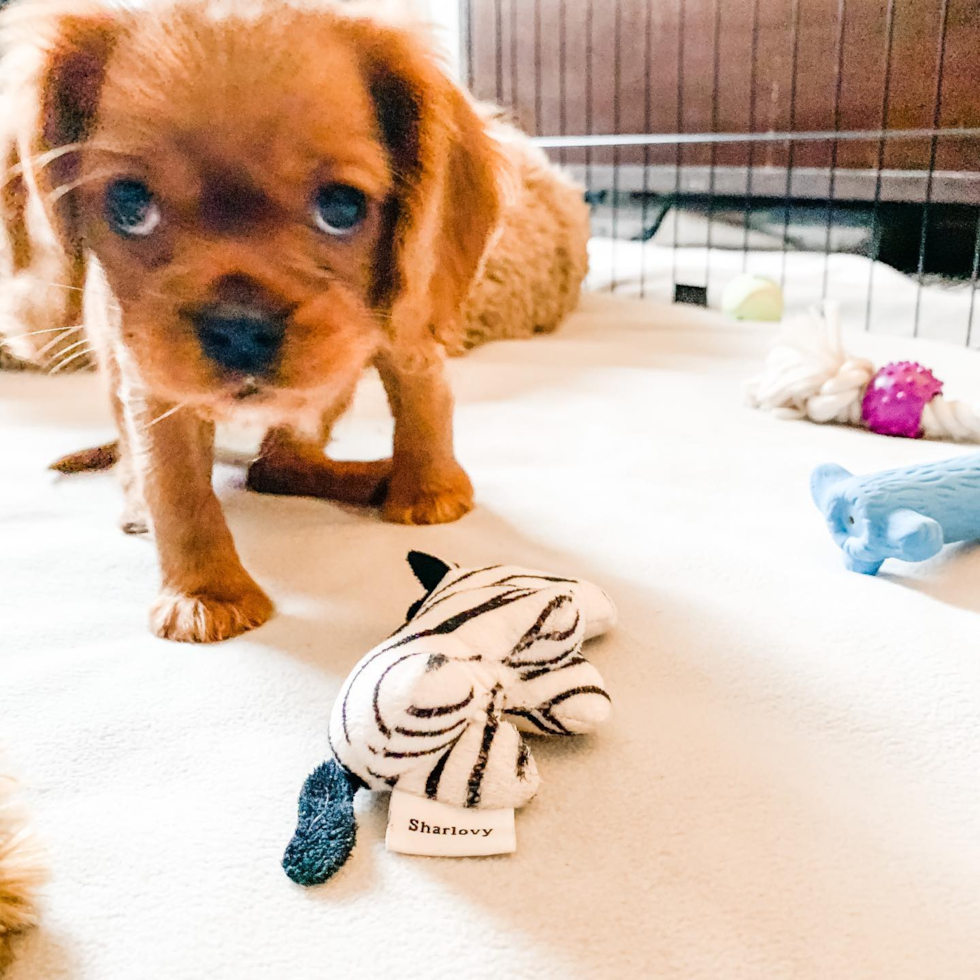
283;552;617;886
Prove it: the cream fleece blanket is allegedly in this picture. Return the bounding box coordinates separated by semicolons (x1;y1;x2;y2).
2;284;979;979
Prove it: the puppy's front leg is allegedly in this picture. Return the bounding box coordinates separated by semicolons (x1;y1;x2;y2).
376;347;474;526
135;403;273;643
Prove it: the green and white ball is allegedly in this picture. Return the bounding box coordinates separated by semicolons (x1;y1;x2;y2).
722;274;785;322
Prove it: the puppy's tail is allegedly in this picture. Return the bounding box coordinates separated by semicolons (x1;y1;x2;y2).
49;441;119;474
282;760;363;887
0;779;46;971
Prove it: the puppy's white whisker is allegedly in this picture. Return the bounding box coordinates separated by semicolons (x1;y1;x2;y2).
32;324;86;360
47;170;115;205
1;142;87;189
49;336;90;357
4;277;119;309
1;324;83;340
34;281;88;295
48;346;94;375
45;337;92;369
142;403;187;430
68;350;95;373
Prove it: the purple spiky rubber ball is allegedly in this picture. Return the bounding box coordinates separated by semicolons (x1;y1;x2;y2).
861;361;943;438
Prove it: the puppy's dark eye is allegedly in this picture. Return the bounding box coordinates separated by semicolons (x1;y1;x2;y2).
313;185;367;236
105;180;161;238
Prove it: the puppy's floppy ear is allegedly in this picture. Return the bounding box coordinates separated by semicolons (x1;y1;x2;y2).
0;0;120;255
348;17;506;348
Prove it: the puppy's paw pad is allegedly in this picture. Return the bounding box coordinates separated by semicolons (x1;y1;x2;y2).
150;587;273;643
382;469;474;526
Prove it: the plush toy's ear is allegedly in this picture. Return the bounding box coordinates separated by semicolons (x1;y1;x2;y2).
810;463;852;513
407;551;453;592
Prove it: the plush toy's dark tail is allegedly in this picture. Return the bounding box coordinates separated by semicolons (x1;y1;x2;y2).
282;760;362;886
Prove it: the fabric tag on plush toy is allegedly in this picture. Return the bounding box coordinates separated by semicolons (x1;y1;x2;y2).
386;791;516;857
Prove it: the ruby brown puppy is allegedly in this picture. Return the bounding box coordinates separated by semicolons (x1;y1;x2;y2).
0;0;589;642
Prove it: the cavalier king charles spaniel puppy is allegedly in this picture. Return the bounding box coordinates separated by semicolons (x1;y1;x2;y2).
0;0;590;642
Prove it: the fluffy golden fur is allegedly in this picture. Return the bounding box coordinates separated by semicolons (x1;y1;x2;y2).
0;0;589;643
0;768;45;974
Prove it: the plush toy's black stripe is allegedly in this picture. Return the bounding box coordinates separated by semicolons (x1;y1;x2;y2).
425;745;455;799
511;595;571;655
406;689;475;718
365;766;399;788
395;718;468;738
384;733;465;760
508;642;580;670
416;564;504;611
387;591;537;652
371;651;427;739
539;710;573;736
466;689;502;808
504;709;554;734
541;685;612;709
416;585;532;622
528;687;611;738
491;574;578;586
521;657;588;682
511;596;579;656
344;758;368;790
538;613;581;644
327;731;371;787
516;738;531;780
418;571;574;621
505;708;567;736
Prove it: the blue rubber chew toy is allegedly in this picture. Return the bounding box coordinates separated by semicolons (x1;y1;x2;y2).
811;453;980;575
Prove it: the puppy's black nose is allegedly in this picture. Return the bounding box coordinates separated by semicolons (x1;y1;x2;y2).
189;303;285;375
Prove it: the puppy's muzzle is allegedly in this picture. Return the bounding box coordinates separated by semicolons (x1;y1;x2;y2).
187;302;286;376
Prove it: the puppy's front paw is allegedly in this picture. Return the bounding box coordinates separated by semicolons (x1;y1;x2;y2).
150;584;273;643
382;464;474;526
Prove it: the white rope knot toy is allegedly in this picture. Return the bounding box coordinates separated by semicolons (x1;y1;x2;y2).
745;304;980;442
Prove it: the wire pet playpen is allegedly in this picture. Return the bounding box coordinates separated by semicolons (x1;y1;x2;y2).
456;0;980;346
